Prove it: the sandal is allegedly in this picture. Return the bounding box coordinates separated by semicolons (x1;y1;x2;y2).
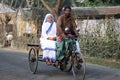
49;60;53;65
45;59;49;64
46;59;52;65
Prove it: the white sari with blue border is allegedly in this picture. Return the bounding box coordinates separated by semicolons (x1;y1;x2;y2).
40;20;56;62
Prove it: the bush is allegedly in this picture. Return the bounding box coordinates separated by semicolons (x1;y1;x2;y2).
80;18;120;59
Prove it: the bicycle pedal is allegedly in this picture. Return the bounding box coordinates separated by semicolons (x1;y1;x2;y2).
79;58;83;63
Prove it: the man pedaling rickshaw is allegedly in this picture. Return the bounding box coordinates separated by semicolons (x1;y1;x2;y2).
56;6;82;69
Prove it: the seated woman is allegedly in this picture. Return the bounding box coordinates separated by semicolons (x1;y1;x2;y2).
40;13;57;65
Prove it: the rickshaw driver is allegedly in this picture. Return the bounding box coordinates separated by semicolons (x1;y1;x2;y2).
56;6;81;68
57;6;79;38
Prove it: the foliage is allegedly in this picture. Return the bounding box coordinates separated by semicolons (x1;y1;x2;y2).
77;0;120;7
12;34;39;49
80;18;120;59
1;0;120;9
31;7;46;38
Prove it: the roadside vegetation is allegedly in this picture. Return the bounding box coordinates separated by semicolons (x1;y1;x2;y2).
80;18;120;69
86;57;120;69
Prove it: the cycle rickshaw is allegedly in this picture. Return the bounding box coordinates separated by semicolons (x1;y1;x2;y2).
27;28;86;80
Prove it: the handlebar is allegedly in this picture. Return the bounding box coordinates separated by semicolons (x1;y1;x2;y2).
65;34;79;41
57;34;80;42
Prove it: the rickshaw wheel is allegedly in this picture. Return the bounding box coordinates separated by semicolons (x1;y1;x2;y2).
72;52;86;80
60;56;72;72
28;47;38;74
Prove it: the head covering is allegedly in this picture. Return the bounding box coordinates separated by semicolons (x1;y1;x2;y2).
42;13;55;34
42;13;54;26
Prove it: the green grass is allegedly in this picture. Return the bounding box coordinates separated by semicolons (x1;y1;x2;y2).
85;57;120;69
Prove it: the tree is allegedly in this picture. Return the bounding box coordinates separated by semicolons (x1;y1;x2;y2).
40;0;67;20
82;0;120;7
26;0;35;8
0;13;14;46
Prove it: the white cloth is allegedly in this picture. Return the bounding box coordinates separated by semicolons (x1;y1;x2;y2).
6;34;13;41
26;23;32;33
41;22;56;39
39;13;57;62
76;41;80;52
40;39;56;61
76;41;81;57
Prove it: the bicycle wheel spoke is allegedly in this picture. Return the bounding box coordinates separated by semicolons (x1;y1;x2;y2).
71;52;86;80
28;48;38;74
72;66;77;80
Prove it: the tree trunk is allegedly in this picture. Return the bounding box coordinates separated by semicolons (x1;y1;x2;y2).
0;13;13;47
41;0;67;21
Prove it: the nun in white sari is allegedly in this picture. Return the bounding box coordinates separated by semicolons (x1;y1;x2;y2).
40;13;57;64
